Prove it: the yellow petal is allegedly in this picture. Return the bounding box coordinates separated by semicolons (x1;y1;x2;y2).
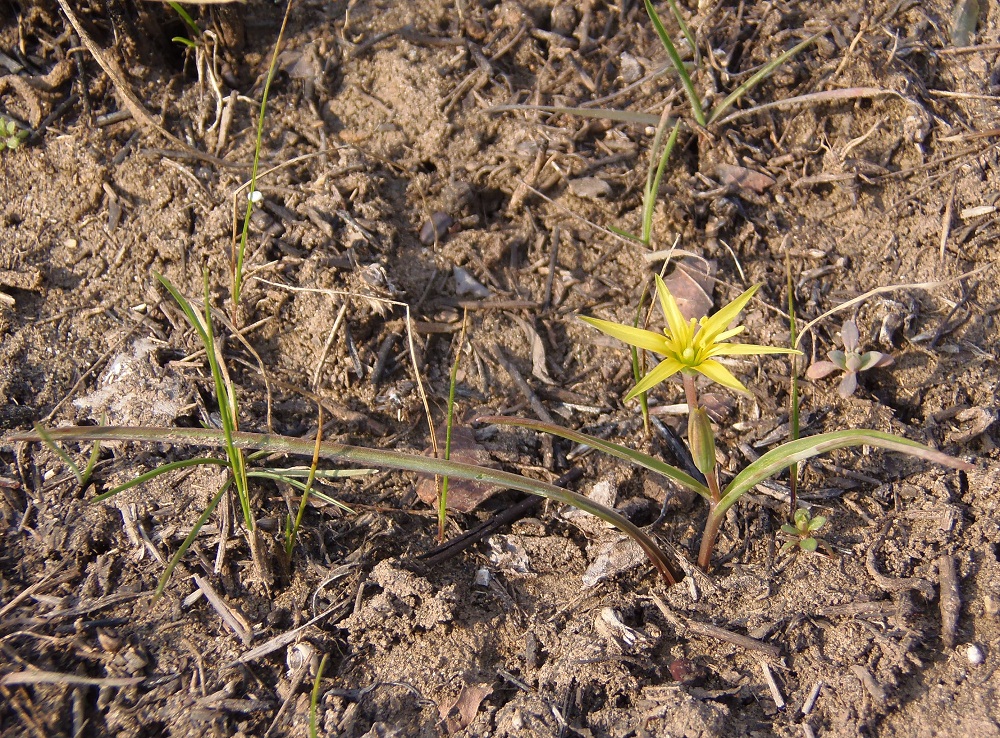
699;284;759;341
713;325;746;343
580;316;669;354
654;274;693;346
625;358;684;400
696;359;749;393
707;342;803;357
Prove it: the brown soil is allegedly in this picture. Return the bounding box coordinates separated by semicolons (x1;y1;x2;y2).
2;1;999;736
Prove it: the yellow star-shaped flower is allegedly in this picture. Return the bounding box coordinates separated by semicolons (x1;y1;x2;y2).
581;275;800;400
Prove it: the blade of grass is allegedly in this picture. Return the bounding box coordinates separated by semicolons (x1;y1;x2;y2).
156;272;252;529
167;1;201;37
439;312;468;542
478;416;711;499
286;404;323;556
664;0;698;65
644;0;705;125
233;0;292;309
642;118;680;245
33;423;82;483
786;251;799;518
706;32;823;125
310;653;329;738
608;224;644;242
16;425;680;585
93;457;229;502
155;478;230;600
247;470;357;513
719;429;973;518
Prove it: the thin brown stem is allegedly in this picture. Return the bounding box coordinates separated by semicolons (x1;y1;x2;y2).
698;505;724;571
682;372;699;410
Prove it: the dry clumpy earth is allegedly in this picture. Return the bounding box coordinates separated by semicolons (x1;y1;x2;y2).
1;0;999;736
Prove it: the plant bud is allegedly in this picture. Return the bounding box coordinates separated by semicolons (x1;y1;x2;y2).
688;407;717;476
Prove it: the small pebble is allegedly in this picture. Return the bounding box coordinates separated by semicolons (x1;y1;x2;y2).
474;567;491;587
419;211;454;245
568;177;612;200
966;644;984;665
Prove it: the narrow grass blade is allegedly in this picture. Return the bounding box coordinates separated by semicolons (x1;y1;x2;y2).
491;104;663;127
478;416;712;499
167;2;200;37
233;0;291;307
719;429;973;517
707;33;822;125
645;0;705;125
439;313;468;541
156;272;251;528
642;118;680;245
256;467;374;479
785;252;799;517
664;0;699;66
310;653;329;738
286;407;324;556
16;425;680;585
80;432;103;488
93;457;229;502
608;224;643;242
33;424;82;483
155;478;230;600
247;471;356;513
713;87;899;126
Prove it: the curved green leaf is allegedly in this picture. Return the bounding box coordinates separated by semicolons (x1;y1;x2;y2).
13;425;680;586
707;33;823;125
477;415;712;500
645;0;705;125
719;429;972;517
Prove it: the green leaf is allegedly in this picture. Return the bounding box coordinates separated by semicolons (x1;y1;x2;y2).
642;118;681;245
808;515;827;531
15;424;681;586
719;429;972;518
644;0;705;125
478;415;712;500
707;33;823;125
93;457;229;502
780;523;798;536
607;224;643;242
154;478;230;600
800;537;818;553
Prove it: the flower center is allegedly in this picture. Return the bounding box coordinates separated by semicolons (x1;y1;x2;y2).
681;346;696;363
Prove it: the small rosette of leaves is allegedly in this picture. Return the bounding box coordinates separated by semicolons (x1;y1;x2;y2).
779;508;828;555
806;319;893;397
1;119;28;151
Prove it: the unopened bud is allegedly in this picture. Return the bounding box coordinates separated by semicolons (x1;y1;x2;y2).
688;407;717;476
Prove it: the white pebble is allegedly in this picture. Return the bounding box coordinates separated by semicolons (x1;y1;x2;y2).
966;644;984;666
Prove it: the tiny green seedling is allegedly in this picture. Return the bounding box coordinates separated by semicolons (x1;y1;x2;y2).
1;119;28;151
779;508;833;557
805;319;893;398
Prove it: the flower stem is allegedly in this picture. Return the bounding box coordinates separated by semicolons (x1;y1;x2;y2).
698;506;724;571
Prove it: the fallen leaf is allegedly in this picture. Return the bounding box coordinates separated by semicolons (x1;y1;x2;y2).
661;259;717;321
510;315;555;384
715;163;775;195
415;424;499;512
439;683;493;733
